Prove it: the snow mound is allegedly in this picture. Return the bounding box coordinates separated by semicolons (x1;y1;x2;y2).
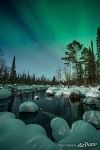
86;90;100;98
0;88;12;99
59;120;100;150
0;113;58;150
26;124;46;136
19;101;38;112
82;97;100;104
0;112;15;119
0;112;16;128
62;89;71;98
83;110;100;128
55;90;63;98
46;87;60;96
51;117;70;142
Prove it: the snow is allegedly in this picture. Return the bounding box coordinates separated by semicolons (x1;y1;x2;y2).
26;124;46;135
86;90;100;98
46;87;60;96
19;101;38;112
82;97;100;104
34;95;39;100
59;120;100;150
83;110;100;128
0;112;58;150
51;117;70;142
0;88;12;99
61;89;71;98
55;90;63;98
0;112;15;119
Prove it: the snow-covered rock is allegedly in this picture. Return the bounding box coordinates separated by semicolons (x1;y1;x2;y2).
83;110;100;128
19;101;38;112
0;112;58;150
62;89;71;98
0;112;15;119
86;90;100;99
59;120;100;150
0;88;12;99
46;87;60;96
51;117;70;142
55;90;63;98
26;124;46;136
82;97;100;104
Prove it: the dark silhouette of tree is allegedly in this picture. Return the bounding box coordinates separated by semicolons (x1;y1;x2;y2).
3;67;9;84
80;41;96;84
10;56;17;84
0;49;8;83
96;27;100;61
52;76;56;85
96;27;100;81
87;42;96;84
62;40;83;85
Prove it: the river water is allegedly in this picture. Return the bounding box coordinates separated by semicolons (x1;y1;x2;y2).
11;89;78;139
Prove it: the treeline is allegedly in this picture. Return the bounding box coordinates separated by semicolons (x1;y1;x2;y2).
0;52;61;85
62;27;100;86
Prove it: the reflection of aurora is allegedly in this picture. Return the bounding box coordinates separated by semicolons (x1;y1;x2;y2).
0;0;100;77
0;112;100;150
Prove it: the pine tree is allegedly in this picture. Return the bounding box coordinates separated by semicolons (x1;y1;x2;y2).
62;40;83;85
80;41;96;85
10;56;17;84
96;27;100;61
3;67;9;84
87;42;96;84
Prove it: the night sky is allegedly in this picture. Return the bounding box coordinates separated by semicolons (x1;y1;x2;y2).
0;0;100;78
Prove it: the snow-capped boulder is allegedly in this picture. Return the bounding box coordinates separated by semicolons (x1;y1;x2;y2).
83;110;100;129
55;90;63;98
51;117;70;142
59;120;100;150
26;124;46;136
82;97;100;105
19;101;38;112
0;112;15;119
71;120;96;133
0;88;12;99
0;112;58;150
86;90;100;99
46;87;60;96
62;89;71;98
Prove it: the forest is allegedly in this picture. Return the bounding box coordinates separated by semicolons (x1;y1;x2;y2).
0;27;100;86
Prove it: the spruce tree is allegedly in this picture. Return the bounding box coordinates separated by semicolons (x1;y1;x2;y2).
88;42;96;84
10;56;17;84
96;27;100;61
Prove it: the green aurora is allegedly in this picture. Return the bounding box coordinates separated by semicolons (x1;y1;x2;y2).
0;0;100;77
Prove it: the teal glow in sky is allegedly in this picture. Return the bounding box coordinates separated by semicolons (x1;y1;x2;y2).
0;0;100;77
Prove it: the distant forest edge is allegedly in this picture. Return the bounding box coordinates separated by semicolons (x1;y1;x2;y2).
0;27;100;86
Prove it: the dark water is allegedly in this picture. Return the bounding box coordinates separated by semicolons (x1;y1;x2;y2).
12;91;71;120
11;90;78;139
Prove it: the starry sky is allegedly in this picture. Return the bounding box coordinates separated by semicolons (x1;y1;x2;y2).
0;0;100;78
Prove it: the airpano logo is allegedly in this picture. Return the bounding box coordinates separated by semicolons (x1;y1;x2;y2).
58;142;98;148
77;142;98;148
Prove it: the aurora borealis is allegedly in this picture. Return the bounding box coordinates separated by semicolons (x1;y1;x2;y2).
0;0;100;77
